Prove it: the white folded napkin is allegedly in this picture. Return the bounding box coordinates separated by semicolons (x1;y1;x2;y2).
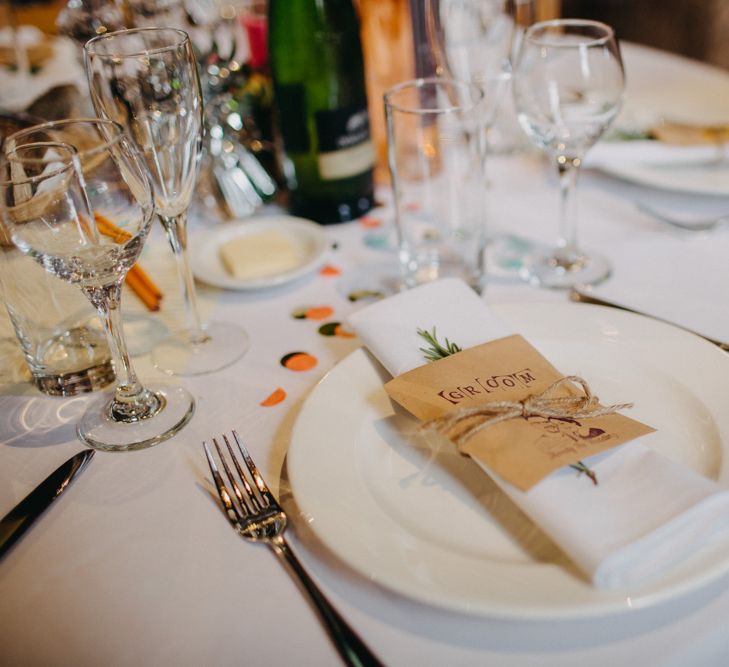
347;278;729;589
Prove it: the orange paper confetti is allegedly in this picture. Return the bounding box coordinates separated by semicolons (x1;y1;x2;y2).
260;387;287;407
305;306;334;320
359;216;382;229
281;352;318;372
319;264;341;277
334;323;356;338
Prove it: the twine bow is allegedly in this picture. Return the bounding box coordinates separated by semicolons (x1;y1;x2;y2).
423;375;633;451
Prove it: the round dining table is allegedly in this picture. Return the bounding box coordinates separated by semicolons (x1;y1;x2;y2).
2;42;729;666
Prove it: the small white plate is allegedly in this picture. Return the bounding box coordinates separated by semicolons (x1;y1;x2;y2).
190;216;328;290
287;302;729;619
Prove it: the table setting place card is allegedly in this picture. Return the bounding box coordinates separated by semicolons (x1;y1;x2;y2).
347;278;729;590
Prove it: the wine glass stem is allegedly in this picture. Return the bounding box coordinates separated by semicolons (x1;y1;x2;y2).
556;157;581;266
83;282;159;420
159;211;209;345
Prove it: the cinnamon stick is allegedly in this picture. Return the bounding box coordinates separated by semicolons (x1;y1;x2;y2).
124;266;161;311
91;213;164;311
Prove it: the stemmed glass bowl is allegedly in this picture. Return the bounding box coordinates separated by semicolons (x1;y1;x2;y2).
84;27;249;375
512;19;625;288
5;117;171;356
0;136;194;451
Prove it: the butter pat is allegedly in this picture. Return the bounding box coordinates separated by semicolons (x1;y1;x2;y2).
219;229;304;280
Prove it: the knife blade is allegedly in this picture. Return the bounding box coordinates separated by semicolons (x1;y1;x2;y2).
569;289;729;352
0;449;94;559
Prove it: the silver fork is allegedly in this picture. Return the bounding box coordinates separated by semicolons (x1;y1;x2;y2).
203;431;384;667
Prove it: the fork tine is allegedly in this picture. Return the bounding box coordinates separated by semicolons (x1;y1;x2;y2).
232;430;275;506
203;441;244;524
222;433;263;512
212;437;252;517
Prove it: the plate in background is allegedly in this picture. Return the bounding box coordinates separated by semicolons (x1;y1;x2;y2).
190;216;328;290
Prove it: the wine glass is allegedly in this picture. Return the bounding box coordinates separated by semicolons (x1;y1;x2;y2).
427;0;516;136
512;19;625;288
84;27;249;376
5;118;171;357
0;139;195;451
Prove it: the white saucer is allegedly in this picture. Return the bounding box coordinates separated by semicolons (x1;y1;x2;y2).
190;216;328;290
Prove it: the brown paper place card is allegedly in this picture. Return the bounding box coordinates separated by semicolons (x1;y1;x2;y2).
385;335;655;491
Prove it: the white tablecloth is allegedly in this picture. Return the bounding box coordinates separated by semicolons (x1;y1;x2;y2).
2;43;729;666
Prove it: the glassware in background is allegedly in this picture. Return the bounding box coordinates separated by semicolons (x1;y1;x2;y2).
85;27;249;376
124;0;187;30
0;140;194;450
56;0;126;49
427;0;516;140
268;0;375;224
200;1;278;220
0;221;114;396
384;78;488;292
426;0;539;283
512;19;625;288
0;114;114;396
5;118;171;357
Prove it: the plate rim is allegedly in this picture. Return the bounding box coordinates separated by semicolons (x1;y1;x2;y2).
190;215;329;290
595;161;729;197
287;301;729;619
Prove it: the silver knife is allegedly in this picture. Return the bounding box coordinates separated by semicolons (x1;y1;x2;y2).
570;289;729;352
0;449;95;559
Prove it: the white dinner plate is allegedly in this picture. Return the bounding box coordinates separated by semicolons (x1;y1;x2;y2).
190;216;328;290
592;44;729;196
287;302;729;619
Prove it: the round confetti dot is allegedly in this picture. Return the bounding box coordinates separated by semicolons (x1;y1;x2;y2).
347;289;385;302
280;352;318;371
291;305;334;320
305;306;334;320
334;323;356;338
320;264;341;277
359;216;382;229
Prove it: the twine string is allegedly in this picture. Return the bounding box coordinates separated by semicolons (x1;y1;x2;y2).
423;375;632;450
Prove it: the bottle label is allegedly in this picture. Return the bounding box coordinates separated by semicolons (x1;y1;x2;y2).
315;106;375;180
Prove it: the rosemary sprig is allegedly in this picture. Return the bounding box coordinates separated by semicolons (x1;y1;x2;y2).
417;327;461;362
569;461;598;485
417;326;598;485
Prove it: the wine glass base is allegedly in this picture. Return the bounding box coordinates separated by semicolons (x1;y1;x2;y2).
77;384;195;452
151;321;249;376
522;250;611;289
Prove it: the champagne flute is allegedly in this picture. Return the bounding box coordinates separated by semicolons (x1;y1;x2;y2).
512;19;625;288
84;27;249;376
0;140;195;451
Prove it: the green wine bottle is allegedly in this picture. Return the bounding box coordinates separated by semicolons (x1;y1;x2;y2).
268;0;375;224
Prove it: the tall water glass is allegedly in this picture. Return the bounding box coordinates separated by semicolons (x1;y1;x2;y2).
85;27;249;376
385;78;488;292
427;0;515;139
0;141;194;451
512;19;625;288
